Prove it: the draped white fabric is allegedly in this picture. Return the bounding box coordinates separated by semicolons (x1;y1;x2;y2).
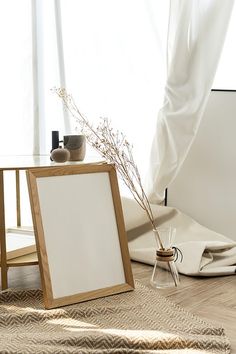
122;197;236;276
146;0;235;204
31;0;66;155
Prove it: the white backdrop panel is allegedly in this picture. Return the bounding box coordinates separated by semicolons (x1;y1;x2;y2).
167;90;236;241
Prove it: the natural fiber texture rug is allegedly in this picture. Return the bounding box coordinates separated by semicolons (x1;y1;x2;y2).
0;281;230;354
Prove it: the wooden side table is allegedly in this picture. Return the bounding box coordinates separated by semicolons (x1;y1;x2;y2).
0;155;103;290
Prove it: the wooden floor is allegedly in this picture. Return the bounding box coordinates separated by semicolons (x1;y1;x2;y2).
2;262;236;353
133;262;236;354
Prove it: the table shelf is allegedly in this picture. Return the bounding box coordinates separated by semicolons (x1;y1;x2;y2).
6;252;38;267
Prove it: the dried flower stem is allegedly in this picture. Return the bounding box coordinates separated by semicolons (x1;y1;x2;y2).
54;88;164;250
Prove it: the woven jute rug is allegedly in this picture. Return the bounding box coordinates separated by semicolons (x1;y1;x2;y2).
0;281;230;354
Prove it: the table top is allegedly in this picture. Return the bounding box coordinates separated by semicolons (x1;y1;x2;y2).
0;155;105;170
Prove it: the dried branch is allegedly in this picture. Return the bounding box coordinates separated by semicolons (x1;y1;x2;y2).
54;87;164;249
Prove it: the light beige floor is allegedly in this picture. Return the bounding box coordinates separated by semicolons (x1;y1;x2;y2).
4;262;236;353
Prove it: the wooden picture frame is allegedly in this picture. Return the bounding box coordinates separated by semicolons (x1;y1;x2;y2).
27;163;134;309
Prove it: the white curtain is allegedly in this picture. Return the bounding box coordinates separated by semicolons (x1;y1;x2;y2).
0;0;169;226
0;1;234;168
146;0;235;204
31;0;67;155
58;0;169;174
0;0;66;156
0;0;33;155
0;0;169;166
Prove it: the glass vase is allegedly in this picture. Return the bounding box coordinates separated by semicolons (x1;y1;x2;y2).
150;227;180;289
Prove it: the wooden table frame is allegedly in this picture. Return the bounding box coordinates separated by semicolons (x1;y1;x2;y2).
0;156;104;290
0;169;8;289
0;169;38;289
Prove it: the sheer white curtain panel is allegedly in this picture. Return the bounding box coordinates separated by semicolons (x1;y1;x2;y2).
59;0;169;174
146;0;235;203
0;0;33;155
32;0;66;155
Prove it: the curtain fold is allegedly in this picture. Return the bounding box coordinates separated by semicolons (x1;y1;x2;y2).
31;0;42;155
146;0;235;204
54;0;71;135
31;0;66;155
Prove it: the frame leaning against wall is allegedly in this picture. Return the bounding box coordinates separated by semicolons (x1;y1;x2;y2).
27;163;134;309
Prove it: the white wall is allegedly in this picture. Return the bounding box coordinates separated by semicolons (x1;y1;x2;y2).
167;90;236;241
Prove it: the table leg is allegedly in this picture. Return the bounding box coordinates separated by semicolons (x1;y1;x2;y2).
0;170;8;289
16;170;21;227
